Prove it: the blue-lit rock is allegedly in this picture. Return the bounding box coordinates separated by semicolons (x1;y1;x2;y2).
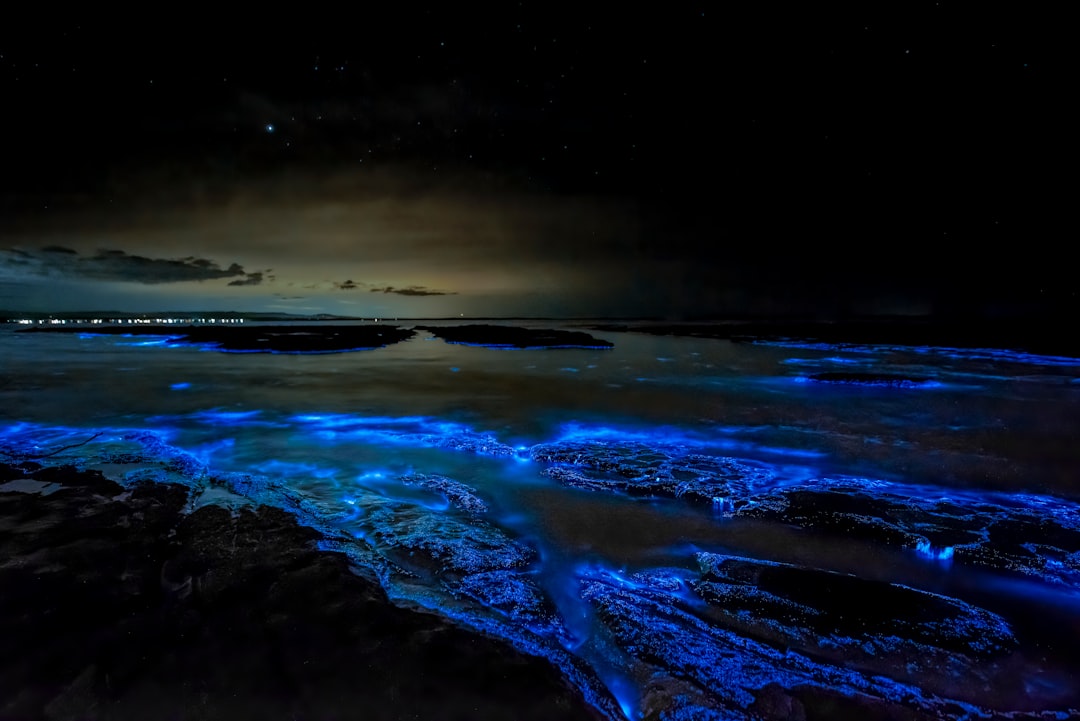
694;553;1016;691
453;570;571;642
362;501;535;576
738;477;1080;589
579;568;978;721
532;440;773;505
409;432;518;457
400;472;489;514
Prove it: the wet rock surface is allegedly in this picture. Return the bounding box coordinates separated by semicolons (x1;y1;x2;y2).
22;323;416;353
399;472;489;514
579;569;977;721
0;461;603;721
5;424;1080;720
737;478;1080;589
693;553;1016;690
453;570;572;643
363;500;536;576
530;437;1080;593
532;440;773;507
416;324;613;349
580;562;1079;720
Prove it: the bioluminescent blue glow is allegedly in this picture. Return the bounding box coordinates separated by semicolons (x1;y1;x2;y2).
4;322;1080;720
915;539;956;562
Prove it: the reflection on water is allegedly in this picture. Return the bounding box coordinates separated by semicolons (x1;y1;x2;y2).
3;322;1080;718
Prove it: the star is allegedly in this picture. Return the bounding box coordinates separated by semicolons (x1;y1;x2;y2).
265;124;275;133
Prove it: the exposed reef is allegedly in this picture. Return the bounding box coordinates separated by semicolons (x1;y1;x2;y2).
579;568;982;721
693;553;1016;693
416;323;614;349
5;421;1080;720
0;460;603;721
532;440;773;507
21;323;415;353
737;477;1080;589
400;472;489;514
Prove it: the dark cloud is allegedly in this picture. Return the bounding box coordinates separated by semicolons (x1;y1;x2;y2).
1;246;247;285
370;285;454;297
335;279;358;290
227;272;264;287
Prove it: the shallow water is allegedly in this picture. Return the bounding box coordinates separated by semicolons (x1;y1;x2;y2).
3;321;1080;718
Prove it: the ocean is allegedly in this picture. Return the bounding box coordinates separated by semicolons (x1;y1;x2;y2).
3;320;1080;719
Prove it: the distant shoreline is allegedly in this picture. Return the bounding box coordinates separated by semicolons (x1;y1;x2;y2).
13;317;1078;359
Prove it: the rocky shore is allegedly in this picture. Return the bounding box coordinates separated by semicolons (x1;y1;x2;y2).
0;460;602;721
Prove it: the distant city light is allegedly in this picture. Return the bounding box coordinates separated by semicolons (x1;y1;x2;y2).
9;317;245;325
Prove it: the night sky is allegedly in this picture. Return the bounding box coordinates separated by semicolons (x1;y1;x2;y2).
0;6;1069;319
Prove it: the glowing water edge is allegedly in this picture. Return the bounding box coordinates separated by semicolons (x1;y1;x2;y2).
3;321;1080;720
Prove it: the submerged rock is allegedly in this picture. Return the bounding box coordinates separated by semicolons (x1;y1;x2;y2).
533;440;772;506
738;477;1080;589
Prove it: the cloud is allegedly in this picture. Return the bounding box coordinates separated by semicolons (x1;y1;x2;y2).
1;246;248;285
335;279;359;290
227;272;265;286
369;285;454;297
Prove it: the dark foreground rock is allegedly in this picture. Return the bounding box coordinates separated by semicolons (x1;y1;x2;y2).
416;324;613;349
21;323;415;353
0;461;602;721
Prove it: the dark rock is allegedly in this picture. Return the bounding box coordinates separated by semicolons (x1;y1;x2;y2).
533;440;772;507
23;323;416;353
0;462;606;721
416;323;613;349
